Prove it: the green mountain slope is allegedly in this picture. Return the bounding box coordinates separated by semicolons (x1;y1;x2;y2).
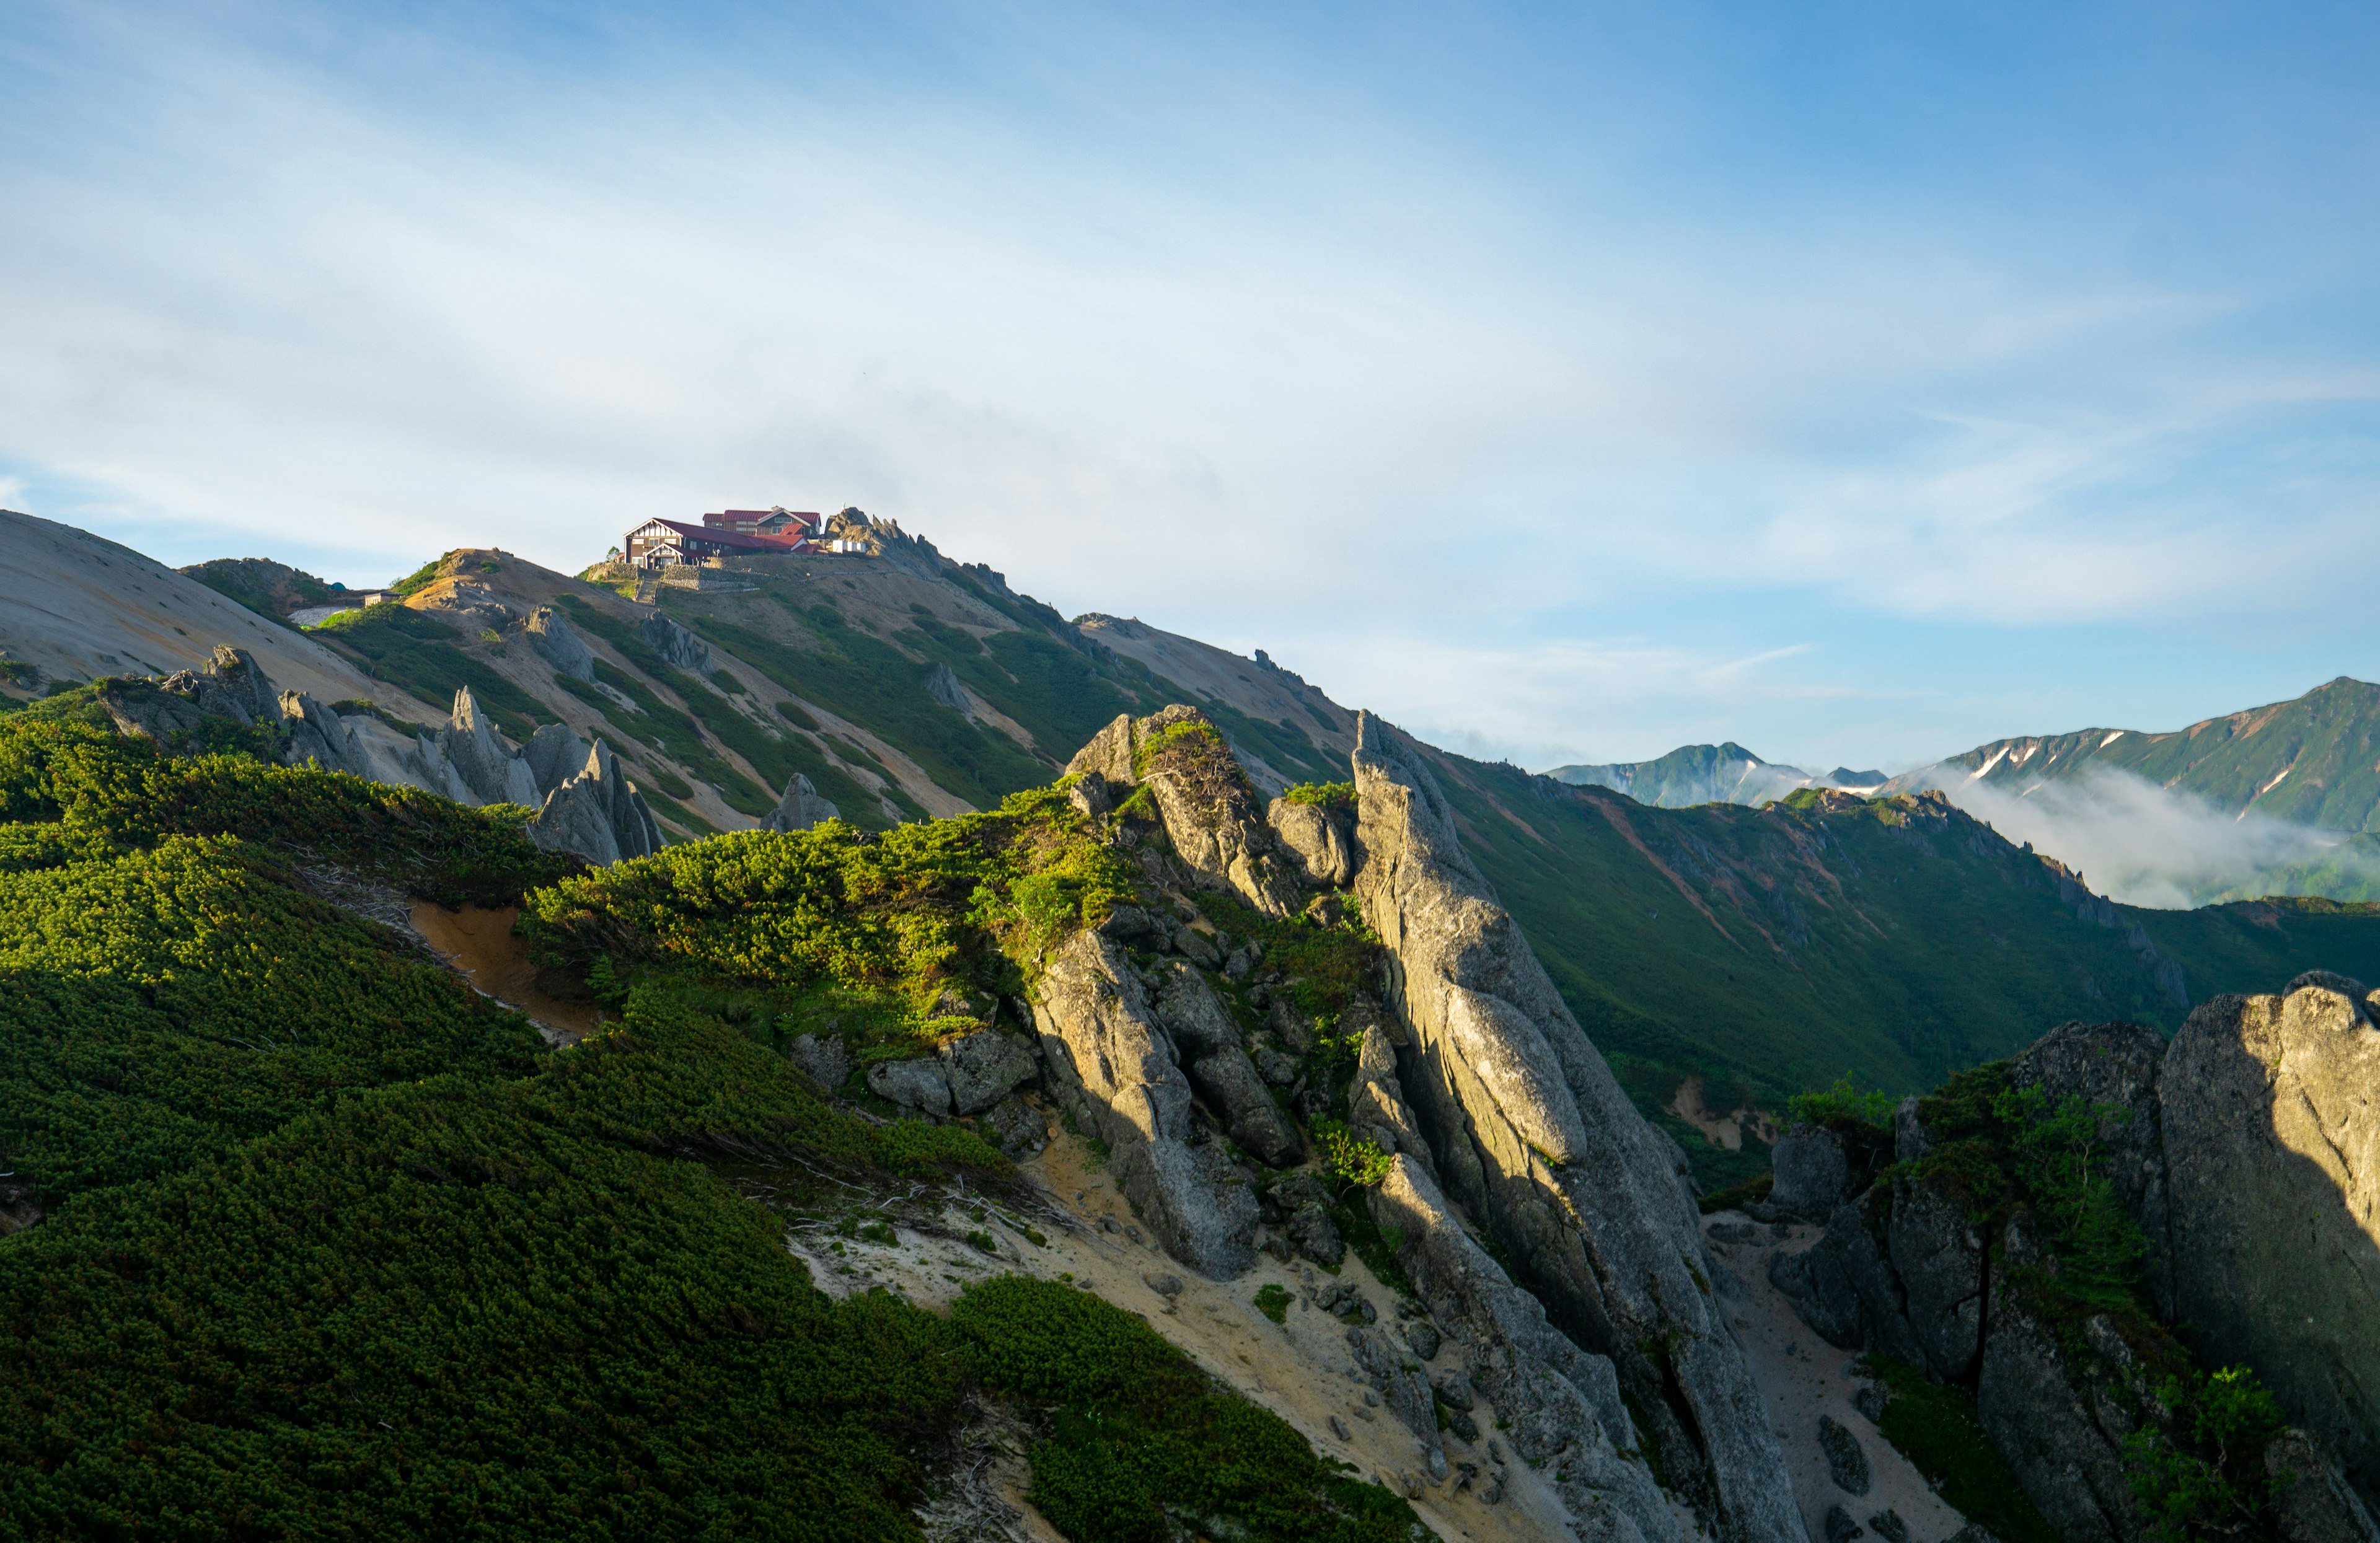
1891;675;2380;830
1401;749;2380;1182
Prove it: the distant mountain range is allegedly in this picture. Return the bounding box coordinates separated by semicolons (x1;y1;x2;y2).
1880;675;2380;829
1543;742;1885;807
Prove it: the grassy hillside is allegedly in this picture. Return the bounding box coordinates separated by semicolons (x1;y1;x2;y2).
0;714;1420;1542
1412;750;2380;1185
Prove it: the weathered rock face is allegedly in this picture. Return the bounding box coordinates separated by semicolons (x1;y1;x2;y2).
524;605;596;683
1768;1188;1929;1374
1885;1181;1985;1383
1976;1299;2150;1543
1066;708;1305;918
1370;1156;1680;1543
2012;1018;2174;1316
1770;1125;1852;1223
1031;930;1259;1277
768;772;840;833
638;612;710;673
2161;978;2380;1503
1267;796;1354;887
1150;962;1299;1167
1347;714;1799;1543
1346;1006;1435;1177
939;1029;1038;1116
279;692;373;780
866;1055;954;1116
788;1033;852;1091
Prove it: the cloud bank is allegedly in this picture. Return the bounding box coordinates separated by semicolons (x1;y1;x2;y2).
1941;767;2380;910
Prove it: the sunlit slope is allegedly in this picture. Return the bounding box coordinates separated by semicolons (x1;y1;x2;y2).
1895;675;2380;830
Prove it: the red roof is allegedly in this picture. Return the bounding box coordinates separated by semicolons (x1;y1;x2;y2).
646;517;809;553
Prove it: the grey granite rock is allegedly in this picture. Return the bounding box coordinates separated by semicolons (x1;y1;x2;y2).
768;772;840;833
1818;1415;1871;1497
1031;930;1258;1278
788;1033;852;1091
1977;1298;2146;1543
1350;714;1795;1543
1267;795;1355;887
2161;981;2380;1505
1771;1124;1851;1223
524;605;596;682
444;687;541;807
1887;1179;1985;1381
984;1096;1049;1158
866;1055;954;1116
2013;1018;2173;1313
638;612;710;672
938;1029;1038;1115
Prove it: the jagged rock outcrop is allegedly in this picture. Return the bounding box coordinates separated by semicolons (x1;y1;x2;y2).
1065;708;1305;918
1267;795;1354;887
444;687;542;807
638;612;710;672
524;605;596;683
528;739;663;866
1770;998;2380;1529
1151;961;1299;1166
99;644;284;740
768;772;840;833
924;661;972;714
1976;1298;2153;1543
278;691;374;779
1030;929;1259;1277
2161;976;2380;1504
1347;713;1799;1543
1345;1003;1435;1177
1370;1156;1681;1543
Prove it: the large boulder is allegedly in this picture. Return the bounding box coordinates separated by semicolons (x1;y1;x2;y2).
1267;795;1354;887
1031;930;1259;1277
1348;714;1798;1543
2161;978;2380;1504
1885;1180;1985;1382
524;605;596;683
1770;1124;1851;1223
1767;1187;1928;1373
938;1029;1038;1116
867;1055;954;1116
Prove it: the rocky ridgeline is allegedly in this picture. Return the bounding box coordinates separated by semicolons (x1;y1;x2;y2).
1762;980;2380;1543
962;705;1803;1543
95;642;662;868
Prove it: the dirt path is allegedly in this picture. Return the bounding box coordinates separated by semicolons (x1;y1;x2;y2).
788;1120;1584;1542
1703;1210;1968;1543
407;902;602;1043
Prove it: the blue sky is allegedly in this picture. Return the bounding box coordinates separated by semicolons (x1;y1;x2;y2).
4;1;2378;772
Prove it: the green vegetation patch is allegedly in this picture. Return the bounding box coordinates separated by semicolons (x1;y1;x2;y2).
1254;1283;1293;1324
1862;1355;2058;1543
953;1275;1421;1542
1281;781;1356;812
520;782;1138;1063
1312;1119;1393;1187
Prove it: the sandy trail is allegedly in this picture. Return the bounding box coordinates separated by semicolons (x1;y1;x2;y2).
407;902;602;1042
1703;1210;1968;1543
788;1119;1582;1542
